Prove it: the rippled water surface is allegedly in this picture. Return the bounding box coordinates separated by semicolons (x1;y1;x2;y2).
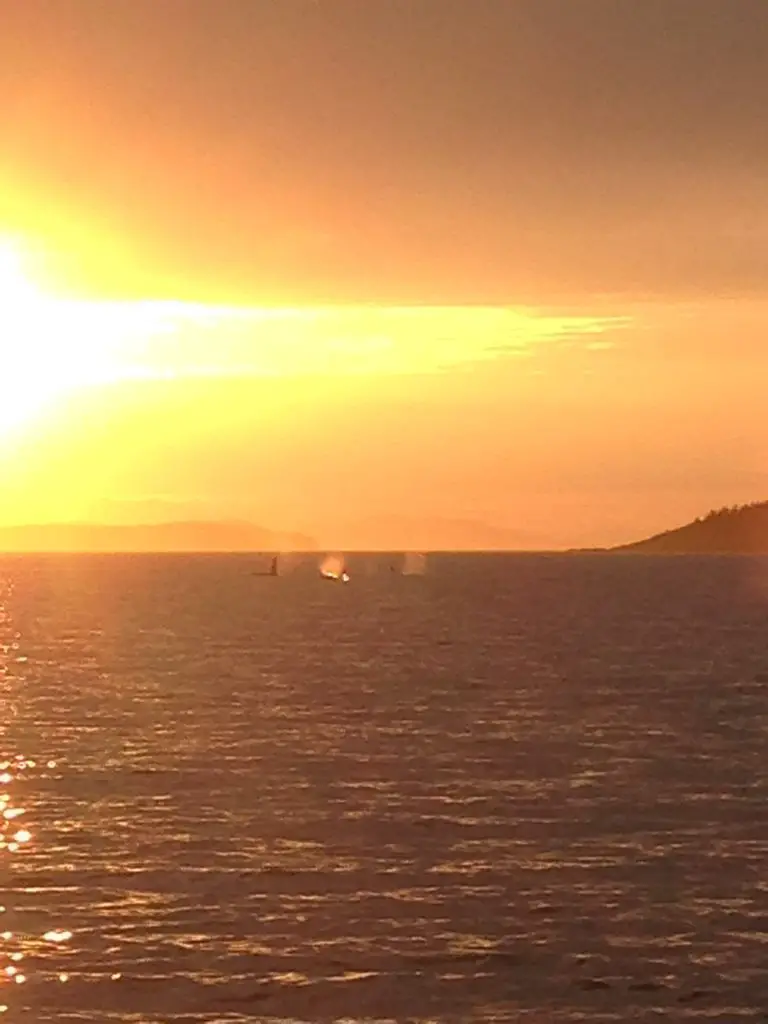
1;552;768;1022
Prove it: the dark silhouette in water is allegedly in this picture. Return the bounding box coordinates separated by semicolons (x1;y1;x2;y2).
613;500;768;553
254;555;280;576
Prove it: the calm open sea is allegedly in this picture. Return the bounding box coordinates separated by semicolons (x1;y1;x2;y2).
1;553;767;1022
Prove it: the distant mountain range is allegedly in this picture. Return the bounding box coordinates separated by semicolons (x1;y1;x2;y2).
319;515;553;551
612;501;768;554
0;515;552;553
0;521;315;553
14;504;768;554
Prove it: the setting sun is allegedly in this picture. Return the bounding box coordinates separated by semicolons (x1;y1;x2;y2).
0;240;117;434
0;239;195;437
0;237;627;433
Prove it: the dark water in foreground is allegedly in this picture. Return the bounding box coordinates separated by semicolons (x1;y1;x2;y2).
1;553;768;1022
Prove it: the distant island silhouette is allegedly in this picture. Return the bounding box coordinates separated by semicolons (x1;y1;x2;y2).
5;505;768;554
0;516;549;553
611;501;768;554
321;515;553;551
0;521;315;553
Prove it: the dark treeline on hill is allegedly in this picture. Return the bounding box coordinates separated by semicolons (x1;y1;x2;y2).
613;501;768;554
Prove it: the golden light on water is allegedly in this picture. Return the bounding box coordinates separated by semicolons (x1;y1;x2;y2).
0;715;76;998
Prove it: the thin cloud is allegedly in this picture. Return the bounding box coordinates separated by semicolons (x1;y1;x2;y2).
111;304;630;378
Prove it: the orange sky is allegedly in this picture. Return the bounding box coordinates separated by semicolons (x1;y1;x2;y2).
1;0;767;548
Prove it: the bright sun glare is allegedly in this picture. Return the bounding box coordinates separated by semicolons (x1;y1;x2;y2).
0;236;628;438
0;239;179;436
0;241;108;433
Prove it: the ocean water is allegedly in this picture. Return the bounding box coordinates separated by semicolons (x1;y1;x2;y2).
1;552;768;1022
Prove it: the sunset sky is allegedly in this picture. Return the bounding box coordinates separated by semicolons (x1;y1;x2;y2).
1;0;767;548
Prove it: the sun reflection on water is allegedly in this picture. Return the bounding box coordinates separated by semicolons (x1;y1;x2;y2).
0;755;33;996
0;582;75;1010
